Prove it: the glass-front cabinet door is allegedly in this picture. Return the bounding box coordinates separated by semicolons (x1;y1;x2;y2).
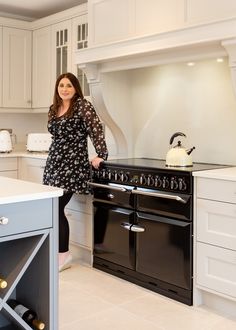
51;20;72;81
72;15;89;97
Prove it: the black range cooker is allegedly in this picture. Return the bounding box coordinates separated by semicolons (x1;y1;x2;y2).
89;158;227;305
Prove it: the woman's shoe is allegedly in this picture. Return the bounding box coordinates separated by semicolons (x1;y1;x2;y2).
59;254;72;272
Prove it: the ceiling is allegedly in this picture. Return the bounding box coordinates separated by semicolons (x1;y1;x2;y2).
0;0;87;21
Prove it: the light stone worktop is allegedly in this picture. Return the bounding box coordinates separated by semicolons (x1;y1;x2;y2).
0;176;63;205
0;151;125;161
193;166;236;181
0;151;49;159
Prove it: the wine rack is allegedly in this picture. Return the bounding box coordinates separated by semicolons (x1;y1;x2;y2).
0;198;58;330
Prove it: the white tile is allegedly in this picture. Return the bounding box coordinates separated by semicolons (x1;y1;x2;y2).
60;306;164;330
60;264;148;305
59;264;236;330
59;280;113;327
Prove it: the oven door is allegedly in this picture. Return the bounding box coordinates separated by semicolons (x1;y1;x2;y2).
136;212;192;290
93;201;136;269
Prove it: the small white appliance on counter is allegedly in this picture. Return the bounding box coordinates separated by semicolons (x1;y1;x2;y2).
0;130;13;152
27;133;52;152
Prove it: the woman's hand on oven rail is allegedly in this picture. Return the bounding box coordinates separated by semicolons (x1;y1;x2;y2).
90;156;104;169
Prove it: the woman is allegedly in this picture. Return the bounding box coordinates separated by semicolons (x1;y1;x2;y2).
43;72;108;272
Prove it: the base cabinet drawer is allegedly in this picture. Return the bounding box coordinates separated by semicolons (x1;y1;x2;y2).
196;242;236;298
0;199;52;237
0;170;17;179
0;158;17;171
196;178;236;203
196;199;236;250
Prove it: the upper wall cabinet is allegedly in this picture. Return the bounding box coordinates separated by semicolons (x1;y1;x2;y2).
51;15;89;97
88;0;135;45
88;0;185;46
32;26;52;109
72;15;89;97
2;27;32;108
186;0;236;24
0;27;2;107
88;0;236;46
51;20;72;82
32;12;89;111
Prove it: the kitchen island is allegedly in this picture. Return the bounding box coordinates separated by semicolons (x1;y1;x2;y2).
0;176;63;330
193;167;236;317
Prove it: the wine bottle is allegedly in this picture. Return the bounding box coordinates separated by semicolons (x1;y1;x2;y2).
0;277;7;289
7;299;45;330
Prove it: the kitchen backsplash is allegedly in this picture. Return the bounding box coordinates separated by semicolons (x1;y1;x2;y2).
0;113;48;150
101;57;236;165
0;112;117;156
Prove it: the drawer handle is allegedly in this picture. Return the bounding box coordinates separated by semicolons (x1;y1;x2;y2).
0;217;9;225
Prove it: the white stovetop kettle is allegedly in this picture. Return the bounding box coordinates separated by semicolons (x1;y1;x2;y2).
166;132;195;167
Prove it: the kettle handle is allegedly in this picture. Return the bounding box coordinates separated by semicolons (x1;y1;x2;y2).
169;132;186;145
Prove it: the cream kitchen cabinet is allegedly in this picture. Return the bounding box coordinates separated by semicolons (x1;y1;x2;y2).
194;174;236;312
32;11;89;110
65;193;93;265
32;26;52;110
88;0;236;47
18;157;46;184
51;15;89;95
0;157;18;179
0;27;2;107
2;27;32;109
51;19;72;82
72;15;89;96
88;0;185;46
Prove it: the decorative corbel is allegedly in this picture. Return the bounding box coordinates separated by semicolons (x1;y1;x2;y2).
79;63;128;157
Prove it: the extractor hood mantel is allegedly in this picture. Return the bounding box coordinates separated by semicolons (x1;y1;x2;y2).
75;17;236;77
74;17;236;158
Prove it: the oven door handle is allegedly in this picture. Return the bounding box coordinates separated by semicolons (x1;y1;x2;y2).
120;222;145;233
131;189;187;204
130;224;145;233
120;222;132;231
88;181;128;192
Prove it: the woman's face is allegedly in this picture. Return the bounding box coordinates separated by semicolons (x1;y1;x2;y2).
58;78;76;101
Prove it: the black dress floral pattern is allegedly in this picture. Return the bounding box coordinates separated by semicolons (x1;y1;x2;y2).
43;97;108;194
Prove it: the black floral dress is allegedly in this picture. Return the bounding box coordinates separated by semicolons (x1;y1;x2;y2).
43;97;108;194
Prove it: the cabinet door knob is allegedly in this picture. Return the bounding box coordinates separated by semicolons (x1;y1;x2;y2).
0;217;9;225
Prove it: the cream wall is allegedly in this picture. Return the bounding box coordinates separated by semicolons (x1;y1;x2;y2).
101;57;236;165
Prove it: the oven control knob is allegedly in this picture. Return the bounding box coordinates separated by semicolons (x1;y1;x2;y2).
139;174;146;185
114;170;118;181
162;177;169;189
154;176;162;188
120;171;125;182
178;178;187;191
147;175;154;186
107;170;112;180
170;177;178;190
123;172;129;183
102;169;106;179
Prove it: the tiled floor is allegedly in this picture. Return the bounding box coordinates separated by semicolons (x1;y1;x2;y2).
59;263;236;330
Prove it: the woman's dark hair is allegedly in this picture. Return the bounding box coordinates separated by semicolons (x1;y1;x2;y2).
49;72;84;120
